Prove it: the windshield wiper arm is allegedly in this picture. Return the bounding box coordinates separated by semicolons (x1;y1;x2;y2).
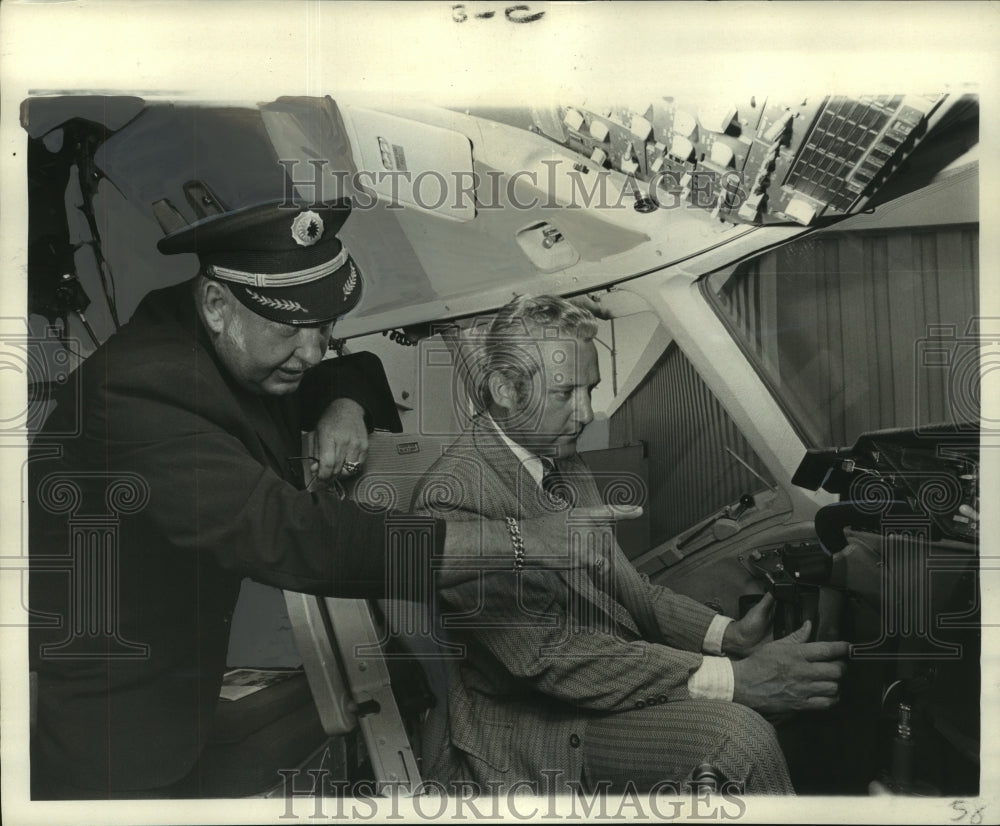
725;446;777;492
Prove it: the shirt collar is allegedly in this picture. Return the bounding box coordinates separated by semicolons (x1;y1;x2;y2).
483;413;548;487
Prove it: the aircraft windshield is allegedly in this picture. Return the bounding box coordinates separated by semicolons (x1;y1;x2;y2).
705;174;979;448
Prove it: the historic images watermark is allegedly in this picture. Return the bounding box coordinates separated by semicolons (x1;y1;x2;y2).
0;318;80;440
2;320;78;635
914;319;990;437
8;317;151;660
277;158;749;216
275;766;748;821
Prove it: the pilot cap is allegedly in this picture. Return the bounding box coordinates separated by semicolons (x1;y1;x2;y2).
157;199;362;326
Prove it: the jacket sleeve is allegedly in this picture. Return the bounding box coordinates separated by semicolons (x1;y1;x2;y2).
617;550;724;651
86;350;418;597
567;451;721;650
439;568;706;711
297;351;403;433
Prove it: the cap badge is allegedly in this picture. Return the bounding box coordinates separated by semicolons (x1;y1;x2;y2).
342;262;358;298
291;210;324;247
246;288;307;314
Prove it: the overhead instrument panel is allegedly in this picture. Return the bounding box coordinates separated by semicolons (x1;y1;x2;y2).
533;94;947;227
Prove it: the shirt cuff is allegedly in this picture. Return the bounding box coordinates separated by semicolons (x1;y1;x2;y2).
702;613;732;655
687;656;735;702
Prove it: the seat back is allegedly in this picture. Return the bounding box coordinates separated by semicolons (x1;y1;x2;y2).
284;432;457;793
282;592;358;737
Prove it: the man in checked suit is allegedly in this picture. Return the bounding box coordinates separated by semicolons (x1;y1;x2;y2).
411;295;850;796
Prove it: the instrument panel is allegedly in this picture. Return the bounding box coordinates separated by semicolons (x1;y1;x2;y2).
531;94;947;226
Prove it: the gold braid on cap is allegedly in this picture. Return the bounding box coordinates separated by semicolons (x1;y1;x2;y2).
245;289;307;314
208;245;350;287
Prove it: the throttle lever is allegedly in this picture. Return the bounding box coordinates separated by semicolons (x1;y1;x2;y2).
740;543;831;642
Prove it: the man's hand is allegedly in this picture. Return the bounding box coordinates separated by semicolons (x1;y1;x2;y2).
958;503;979;525
731;621;849;714
722;592;776;658
310;398;368;482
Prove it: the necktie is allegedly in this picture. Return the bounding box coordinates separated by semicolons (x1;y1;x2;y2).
541;458;568;503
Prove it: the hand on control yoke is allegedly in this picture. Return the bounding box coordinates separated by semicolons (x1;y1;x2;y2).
731;621;849;715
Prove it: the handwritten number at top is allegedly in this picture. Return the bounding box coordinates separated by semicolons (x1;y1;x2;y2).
452;5;546;24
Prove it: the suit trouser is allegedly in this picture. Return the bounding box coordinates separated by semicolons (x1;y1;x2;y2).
582;699;795;795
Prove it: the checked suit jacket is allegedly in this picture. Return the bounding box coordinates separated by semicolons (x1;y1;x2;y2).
410;416;722;793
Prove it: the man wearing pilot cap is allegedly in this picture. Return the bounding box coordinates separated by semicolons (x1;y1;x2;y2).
160;199;362;327
157;199;371;477
29;198;628;798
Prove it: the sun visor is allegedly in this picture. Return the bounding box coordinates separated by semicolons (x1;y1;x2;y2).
259;96;438;320
337;105;477;222
259;96;358;204
94;105;292;225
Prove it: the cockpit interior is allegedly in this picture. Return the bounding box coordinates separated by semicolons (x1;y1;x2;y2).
18;85;983;805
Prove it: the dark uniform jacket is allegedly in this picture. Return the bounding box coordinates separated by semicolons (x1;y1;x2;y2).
29;281;408;792
410;417;720;793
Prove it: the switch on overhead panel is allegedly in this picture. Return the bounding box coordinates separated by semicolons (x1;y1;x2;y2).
589;120;610;142
669;135;694;162
563;108;585;132
672;110;697;138
763;111;794;143
515;222;579;273
697;103;737;133
710;142;735;167
784;197;817;225
629;115;653;142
